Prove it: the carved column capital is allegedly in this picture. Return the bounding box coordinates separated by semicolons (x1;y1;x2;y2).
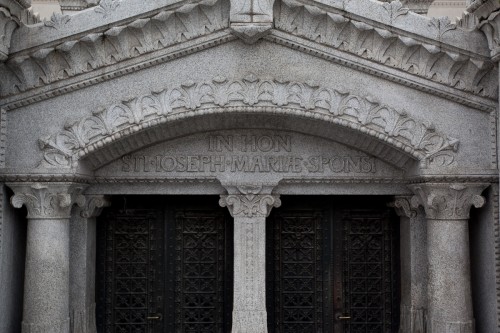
389;196;418;218
9;183;87;219
409;183;488;220
219;184;281;217
79;195;110;218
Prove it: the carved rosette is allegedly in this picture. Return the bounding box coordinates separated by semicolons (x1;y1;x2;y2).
219;185;281;217
409;183;488;220
9;183;87;219
79;195;110;218
389;196;417;218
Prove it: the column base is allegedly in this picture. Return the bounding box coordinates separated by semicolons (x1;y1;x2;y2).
400;305;426;333
22;317;70;333
70;303;96;333
232;310;267;333
430;319;475;333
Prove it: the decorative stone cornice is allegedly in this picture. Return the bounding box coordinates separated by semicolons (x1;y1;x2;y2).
0;7;19;62
0;0;229;97
400;0;435;14
389;196;418;218
8;182;87;219
37;75;459;170
409;183;488;219
276;0;497;99
219;184;281;217
463;0;500;60
79;194;110;218
59;0;99;13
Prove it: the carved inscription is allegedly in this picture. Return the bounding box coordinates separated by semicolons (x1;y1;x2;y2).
121;135;376;174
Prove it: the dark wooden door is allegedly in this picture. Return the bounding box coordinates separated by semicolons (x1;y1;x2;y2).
96;196;233;333
267;197;400;333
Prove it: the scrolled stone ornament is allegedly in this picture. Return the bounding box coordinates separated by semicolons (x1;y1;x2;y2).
219;185;281;217
409;183;488;220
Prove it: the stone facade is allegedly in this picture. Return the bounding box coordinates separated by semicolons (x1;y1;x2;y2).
0;0;499;332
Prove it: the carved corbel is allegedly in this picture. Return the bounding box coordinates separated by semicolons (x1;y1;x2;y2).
409;183;488;220
389;196;417;219
79;195;110;218
219;184;281;217
8;183;87;219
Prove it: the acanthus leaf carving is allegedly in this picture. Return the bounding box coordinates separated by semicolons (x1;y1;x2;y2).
274;1;497;99
37;75;460;170
219;185;281;217
409;183;488;220
9;183;87;219
79;195;110;218
389;196;417;218
0;0;229;98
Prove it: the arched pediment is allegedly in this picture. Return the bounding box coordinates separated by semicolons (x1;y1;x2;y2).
37;75;459;171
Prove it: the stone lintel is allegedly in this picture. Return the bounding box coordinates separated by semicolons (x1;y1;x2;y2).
409;183;488;220
9;182;87;219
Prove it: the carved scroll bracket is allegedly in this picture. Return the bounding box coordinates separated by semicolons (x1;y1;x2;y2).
79;194;110;218
465;0;500;60
8;182;87;219
219;184;281;217
409;183;488;220
389;195;417;218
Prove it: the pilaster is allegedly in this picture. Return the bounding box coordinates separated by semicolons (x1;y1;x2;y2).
8;182;87;333
219;184;280;333
70;195;110;333
409;183;488;333
390;196;427;333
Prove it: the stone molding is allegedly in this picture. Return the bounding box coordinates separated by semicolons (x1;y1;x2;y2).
409;182;488;219
0;0;495;104
79;194;110;218
22;317;70;333
0;7;19;61
37;75;459;170
219;184;281;217
276;0;497;99
0;0;229;97
389;196;418;218
9;182;86;219
229;0;274;43
401;0;435;14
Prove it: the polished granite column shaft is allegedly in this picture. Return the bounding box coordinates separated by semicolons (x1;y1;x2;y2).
9;183;86;333
220;184;280;333
410;183;488;333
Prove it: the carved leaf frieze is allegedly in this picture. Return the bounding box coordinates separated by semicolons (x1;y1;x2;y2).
37;75;459;169
0;0;229;97
275;0;497;99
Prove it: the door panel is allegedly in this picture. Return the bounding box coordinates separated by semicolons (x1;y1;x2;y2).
267;197;399;333
96;197;233;333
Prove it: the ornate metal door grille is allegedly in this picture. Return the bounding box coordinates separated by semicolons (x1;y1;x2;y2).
267;198;399;333
96;197;232;333
96;209;164;333
341;211;396;333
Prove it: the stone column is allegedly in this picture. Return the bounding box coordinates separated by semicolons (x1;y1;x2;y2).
409;183;488;333
8;182;86;333
219;184;280;333
390;196;428;333
70;195;110;333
